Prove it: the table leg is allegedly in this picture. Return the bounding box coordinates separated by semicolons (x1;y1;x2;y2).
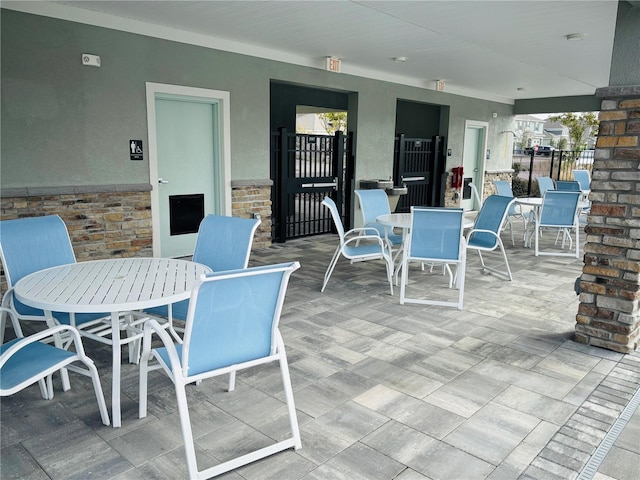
111;311;121;428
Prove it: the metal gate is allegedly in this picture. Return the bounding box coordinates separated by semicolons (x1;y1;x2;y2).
271;128;353;242
393;134;447;212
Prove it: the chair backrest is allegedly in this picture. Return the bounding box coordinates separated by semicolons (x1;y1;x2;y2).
0;215;76;288
493;180;513;198
555;180;581;191
322;197;346;244
537;176;555;196
493;180;516;215
540;191;580;227
468;195;515;249
192;215;260;271
408;207;464;262
572;169;591;191
354;189;391;225
182;262;299;376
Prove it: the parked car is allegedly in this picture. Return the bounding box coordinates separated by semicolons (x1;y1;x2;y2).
524;145;555;156
536;146;555;156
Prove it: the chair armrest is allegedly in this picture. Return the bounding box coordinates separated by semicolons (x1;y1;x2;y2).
343;234;392;257
0;324;87;369
345;227;382;237
141;319;182;373
0;305;23;338
344;234;385;247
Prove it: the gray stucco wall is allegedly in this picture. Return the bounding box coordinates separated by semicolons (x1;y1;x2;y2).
610;1;640;86
1;9;514;190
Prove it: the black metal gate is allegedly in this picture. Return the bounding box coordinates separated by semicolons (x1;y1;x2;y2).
271;128;353;242
393;134;447;212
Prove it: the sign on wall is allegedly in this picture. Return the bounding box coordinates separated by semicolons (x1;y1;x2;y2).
130;140;143;160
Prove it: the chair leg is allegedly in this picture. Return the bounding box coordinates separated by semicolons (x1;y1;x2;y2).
477;250;487;271
83;359;111;426
138;347;152;419
321;247;341;292
49;320;71;392
174;379;200;480
499;242;513;281
277;335;302;450
0;311;5;346
228;371;236;392
399;257;409;305
505;217;515;246
444;264;453;288
384;256;394;295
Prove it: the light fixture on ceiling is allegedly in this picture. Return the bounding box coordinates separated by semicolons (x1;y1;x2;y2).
392;56;408;62
517;87;528;91
565;33;584;41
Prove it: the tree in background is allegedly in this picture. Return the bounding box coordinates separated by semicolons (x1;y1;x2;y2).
557;137;568;150
517;129;533;151
548;112;598;151
319;112;347;135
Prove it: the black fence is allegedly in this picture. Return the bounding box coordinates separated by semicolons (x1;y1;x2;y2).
511;150;594;197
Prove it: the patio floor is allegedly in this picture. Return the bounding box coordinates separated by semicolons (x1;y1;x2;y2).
2;222;639;480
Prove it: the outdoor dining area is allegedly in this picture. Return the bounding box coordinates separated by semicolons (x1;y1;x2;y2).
1;183;639;480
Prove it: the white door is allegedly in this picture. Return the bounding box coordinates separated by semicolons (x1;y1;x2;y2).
462;121;488;211
146;83;231;258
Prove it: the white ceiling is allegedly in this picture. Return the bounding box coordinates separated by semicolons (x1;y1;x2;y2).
4;1;623;103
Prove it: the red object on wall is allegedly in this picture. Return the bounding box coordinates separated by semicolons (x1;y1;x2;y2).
451;166;464;189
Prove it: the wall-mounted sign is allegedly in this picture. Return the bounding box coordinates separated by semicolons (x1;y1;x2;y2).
326;56;341;73
130;140;143;160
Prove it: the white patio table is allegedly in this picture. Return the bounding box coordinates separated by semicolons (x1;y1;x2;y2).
14;257;211;427
515;197;543;247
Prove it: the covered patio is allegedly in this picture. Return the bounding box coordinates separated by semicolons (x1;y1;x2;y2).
2;223;639;480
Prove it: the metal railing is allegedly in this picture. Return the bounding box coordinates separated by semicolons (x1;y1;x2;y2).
511;150;594;196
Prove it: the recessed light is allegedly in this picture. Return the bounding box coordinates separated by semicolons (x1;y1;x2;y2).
392;56;408;62
565;33;584;41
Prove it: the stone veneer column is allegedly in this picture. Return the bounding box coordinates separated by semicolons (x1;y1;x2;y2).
231;180;273;249
576;86;640;353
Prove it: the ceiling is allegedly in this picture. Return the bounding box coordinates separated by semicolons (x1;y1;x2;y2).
4;1;625;103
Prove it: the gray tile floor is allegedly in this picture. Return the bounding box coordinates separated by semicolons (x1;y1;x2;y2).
2;223;639;480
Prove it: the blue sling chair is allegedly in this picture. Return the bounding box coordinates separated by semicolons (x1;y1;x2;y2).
144;214;260;330
1;306;110;426
354;189;404;249
139;262;301;479
493;180;528;246
534;190;581;258
321;197;394;294
399;207;467;310
466;195;516;281
0;215;145;393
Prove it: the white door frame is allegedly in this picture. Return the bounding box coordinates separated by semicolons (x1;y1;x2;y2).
463;119;489;208
146;82;231;257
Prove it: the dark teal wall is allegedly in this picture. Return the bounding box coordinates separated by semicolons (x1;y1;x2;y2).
395;101;442;138
270;83;349;132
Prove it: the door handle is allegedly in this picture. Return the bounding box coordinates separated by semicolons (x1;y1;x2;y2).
401;176;425;182
158;178;169;184
301;177;338;190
